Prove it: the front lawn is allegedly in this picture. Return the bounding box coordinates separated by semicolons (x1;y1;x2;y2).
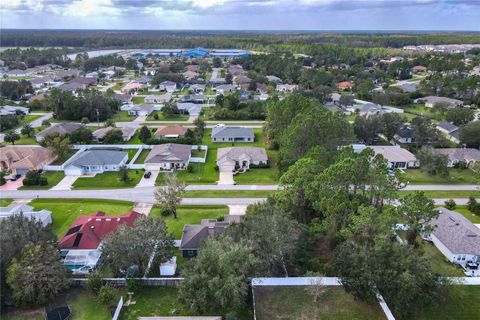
72;170;144;189
234;150;279;185
454;205;480;223
150;205;229;238
254;286;385;320
183;190;275;198
420;240;464;276
29;198;134;238
0;198;13;206
19;171;65;190
22;114;42;123
409;286;480;320
146;112;189;121
402;169;479;185
112;111;136;122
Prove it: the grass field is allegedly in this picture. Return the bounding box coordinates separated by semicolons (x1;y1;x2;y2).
254;286;385;320
22;114;42;123
146;112;189;121
150;205;229;238
19;171;65;190
402;169;479;185
399;190;480;199
454;205;480;223
132;96;145;104
183;190;275;198
72;170;144;189
410;286;480;320
112;111;136;122
29;198;133;238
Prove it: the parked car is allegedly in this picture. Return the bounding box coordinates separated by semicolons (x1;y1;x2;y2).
10;174;21;181
144;171;152;179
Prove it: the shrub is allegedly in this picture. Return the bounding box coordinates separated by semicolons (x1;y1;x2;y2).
127;278;141;292
160;207;174;217
186;164;194;173
153;113;159;120
98;284;116;308
250;163;270;169
444;199;456;210
23;170;41;186
38;176;48;186
0;171;6;186
81;117;90;124
86;272;103;295
42;120;51;126
467;196;480;215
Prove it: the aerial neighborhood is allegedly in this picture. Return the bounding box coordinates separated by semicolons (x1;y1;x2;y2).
0;29;479;320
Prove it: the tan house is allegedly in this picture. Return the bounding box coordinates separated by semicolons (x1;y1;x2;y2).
154;126;188;139
0;146;57;175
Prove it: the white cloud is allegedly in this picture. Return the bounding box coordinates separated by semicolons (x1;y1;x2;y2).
64;0;120;17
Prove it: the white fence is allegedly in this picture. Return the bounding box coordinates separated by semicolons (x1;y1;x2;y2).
43;165;63;171
112;296;123;320
190;145;208;163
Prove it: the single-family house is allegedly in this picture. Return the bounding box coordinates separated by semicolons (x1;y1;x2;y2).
180;94;206;104
424;207;480;265
113;93;133;104
266;75;282;83
63;149;128;176
128;104;155;116
393;125;415;144
417;96;463;108
183;70;199;80
215;84;237;95
369;145;419;169
59;211;140;273
336;81;354;90
0;204;52;226
0;146;57;175
54;69;80;80
228;64;246;75
436;120;460;143
121;82;145;94
211;125;254;143
36;123;82;142
356;103;385;117
144;93;172;104
154;126;188;139
0;105;30;116
6;69;35;77
401;83;418;93
186;65;200;73
29;76;55;89
216;147;268;172
190;84;205;94
144;143;191;171
176;103;204;117
435;148;480;167
412;65;427;73
57;82;86;93
158;81;177;92
233;75;252;87
92;126;136;142
180;215;240;258
276;84;298;92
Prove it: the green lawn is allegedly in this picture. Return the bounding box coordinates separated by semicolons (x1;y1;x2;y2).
454;205;480;223
156;151;218;185
183;190;275;198
146;112;189;121
0;198;13;206
22;114;42;123
134;149;149;164
234;150;279;185
19;171;65;190
15;134;38;145
112;111;136;122
420;241;464;276
72;170;144;189
399;190;480;199
124;148;140;162
403;169;480;185
401;104;442;120
29;198;134;238
111;82;125;91
411;286;480;320
190;148;206;158
150;205;229;238
50;150;76;165
132;96;145;104
254;286;385;320
127;130;143;145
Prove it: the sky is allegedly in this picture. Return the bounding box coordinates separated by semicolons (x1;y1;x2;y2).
1;0;479;31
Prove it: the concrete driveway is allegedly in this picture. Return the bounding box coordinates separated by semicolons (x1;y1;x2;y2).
134;116;147;122
0;177;25;190
136;170;159;188
50;175;80;190
218;171;234;185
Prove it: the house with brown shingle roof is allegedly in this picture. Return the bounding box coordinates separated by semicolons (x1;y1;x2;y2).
154;126;188;139
0;146;57;175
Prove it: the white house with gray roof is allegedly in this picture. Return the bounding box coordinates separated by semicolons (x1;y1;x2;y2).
216;147;268;172
0;204;52;226
36;123;83;142
63;149;128;176
211;125;254;143
144;143;191;171
424;207;480;266
435;148;480;167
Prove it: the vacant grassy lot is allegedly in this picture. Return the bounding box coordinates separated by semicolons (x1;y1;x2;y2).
19;171;65;190
402;169;479;185
420;241;464;276
254;286;385;320
183;190;276;198
72;170;143;189
150;205;229;238
410;286;480;320
29;198;133;238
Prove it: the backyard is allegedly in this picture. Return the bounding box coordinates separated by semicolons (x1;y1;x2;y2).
19;171;65;190
71;170;144;189
254;286;386;320
150;204;229;238
402;169;480;185
29;198;134;238
420;240;464;276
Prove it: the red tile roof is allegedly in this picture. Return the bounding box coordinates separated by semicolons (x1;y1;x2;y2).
336;81;353;89
59;211;140;250
155;126;188;137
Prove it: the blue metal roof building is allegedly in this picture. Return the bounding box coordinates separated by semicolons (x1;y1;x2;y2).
182;48;210;57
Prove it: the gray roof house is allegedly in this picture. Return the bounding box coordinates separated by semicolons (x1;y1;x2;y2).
417;96;463;108
393;125;415;144
0;204;52;226
63;149;128;176
425;207;480;265
180;216;240;258
0;105;30;116
144;143;191;171
36;123;82;142
211;125;254;143
128;104;155;116
436;120;460;143
435;148;480;167
92;126;136;142
216;147;268;172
